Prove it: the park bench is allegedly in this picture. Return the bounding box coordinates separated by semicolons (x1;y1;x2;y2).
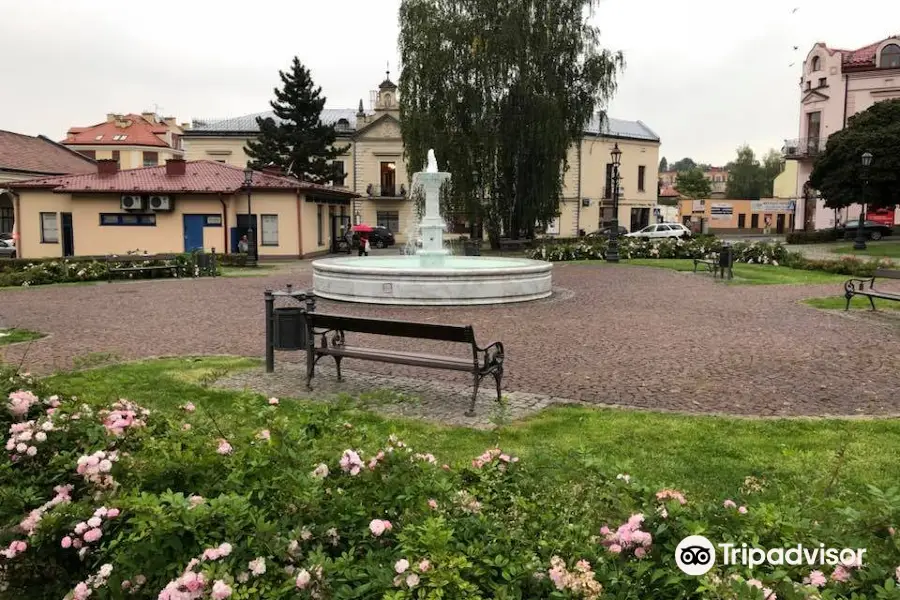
304;312;504;416
693;248;734;280
844;269;900;310
498;238;533;252
106;254;182;282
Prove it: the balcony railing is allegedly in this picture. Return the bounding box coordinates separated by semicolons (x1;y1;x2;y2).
783;137;826;159
365;183;407;199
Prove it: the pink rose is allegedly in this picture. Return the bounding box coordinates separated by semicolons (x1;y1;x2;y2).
183;402;196;412
723;499;737;509
268;397;279;405
106;508;120;519
738;506;748;514
83;528;102;543
295;569;311;589
427;499;438;510
61;536;72;549
211;580;232;599
369;519;386;537
419;559;431;572
395;559;409;574
406;573;420;588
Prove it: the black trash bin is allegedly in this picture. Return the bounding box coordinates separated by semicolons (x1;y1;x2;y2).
718;244;734;279
464;241;482;256
273;307;307;350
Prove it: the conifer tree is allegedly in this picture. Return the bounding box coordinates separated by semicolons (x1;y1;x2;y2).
246;57;349;184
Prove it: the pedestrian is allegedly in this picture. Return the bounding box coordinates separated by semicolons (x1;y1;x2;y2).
238;234;249;254
358;232;369;257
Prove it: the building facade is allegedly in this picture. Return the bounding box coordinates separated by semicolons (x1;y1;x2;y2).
785;35;900;228
677;198;796;234
6;159;357;259
183;74;661;241
62;113;188;170
659;167;729;198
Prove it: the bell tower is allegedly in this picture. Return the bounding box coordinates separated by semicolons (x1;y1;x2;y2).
375;64;398;112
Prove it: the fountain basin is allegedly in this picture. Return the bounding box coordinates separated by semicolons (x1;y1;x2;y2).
312;255;553;305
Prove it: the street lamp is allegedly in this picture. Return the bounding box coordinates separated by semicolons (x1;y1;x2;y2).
243;167;258;266
606;143;623;263
853;151;873;251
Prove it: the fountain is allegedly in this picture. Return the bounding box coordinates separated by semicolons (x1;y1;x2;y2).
311;150;553;305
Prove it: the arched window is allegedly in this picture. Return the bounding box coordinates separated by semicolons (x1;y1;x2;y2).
811;56;821;71
881;44;900;68
335;118;350;130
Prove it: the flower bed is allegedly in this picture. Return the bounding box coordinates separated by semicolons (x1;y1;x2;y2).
0;250;219;287
528;237;790;265
1;368;899;599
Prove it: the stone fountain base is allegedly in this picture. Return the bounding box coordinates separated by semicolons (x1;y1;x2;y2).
311;256;553;306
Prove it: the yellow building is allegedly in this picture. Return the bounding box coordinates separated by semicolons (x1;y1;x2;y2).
6;159;358;259
62;113;188;170
677;198;796;234
659;167;729;198
184;73;661;240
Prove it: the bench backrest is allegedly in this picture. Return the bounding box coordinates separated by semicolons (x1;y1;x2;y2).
307;313;475;344
875;269;900;280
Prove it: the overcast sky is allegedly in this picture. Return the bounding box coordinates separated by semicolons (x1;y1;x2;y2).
1;0;897;166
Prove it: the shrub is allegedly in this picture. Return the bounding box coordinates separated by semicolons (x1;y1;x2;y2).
783;253;894;277
786;229;842;245
527;237;789;265
0;250;218;288
2;368;899;599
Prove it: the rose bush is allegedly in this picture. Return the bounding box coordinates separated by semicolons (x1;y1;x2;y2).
528;237;790;265
1;367;899;599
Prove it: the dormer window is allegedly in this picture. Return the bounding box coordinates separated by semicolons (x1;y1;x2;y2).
881;44;900;68
335;118;350;130
811;56;821;71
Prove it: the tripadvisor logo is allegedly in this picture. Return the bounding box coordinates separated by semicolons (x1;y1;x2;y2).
675;536;867;576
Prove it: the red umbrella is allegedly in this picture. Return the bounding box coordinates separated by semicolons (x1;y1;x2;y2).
351;224;374;233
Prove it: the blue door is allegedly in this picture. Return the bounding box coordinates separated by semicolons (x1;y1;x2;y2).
183;215;205;252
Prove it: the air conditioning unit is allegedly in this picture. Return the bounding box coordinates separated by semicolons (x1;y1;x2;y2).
121;195;144;211
582;198;591;207
148;195;173;211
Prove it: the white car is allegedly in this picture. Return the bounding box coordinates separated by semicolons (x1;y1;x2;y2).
625;223;692;240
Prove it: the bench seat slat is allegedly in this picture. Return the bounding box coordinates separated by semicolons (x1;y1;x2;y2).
860;291;900;300
318;346;475;371
874;269;900;279
309;313;474;343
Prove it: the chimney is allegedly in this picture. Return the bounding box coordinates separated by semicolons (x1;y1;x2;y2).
142;112;156;122
106;113;117;122
97;159;119;175
164;117;177;127
165;158;186;176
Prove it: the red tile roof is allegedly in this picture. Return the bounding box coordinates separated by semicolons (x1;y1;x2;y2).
6;160;360;196
829;36;900;69
0;130;96;176
62;114;173;148
659;186;680;198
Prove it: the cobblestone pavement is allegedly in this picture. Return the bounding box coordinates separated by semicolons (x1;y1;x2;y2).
2;261;899;417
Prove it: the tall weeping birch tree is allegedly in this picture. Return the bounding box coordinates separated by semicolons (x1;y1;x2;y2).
398;0;623;243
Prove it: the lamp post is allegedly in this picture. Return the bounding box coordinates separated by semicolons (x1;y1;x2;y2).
606;143;623;263
853;151;873;251
243;167;258;266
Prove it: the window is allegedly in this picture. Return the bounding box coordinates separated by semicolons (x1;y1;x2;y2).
332;160;345;185
738;214;746;228
881;44;900;68
818;77;827;88
805;80;811;90
0;205;13;234
376;211;400;233
99;213;156;226
40;212;58;242
142;151;158;167
79;150;96;160
111;150;120;165
811;56;821;71
112;134;128;141
261;215;279;246
637;166;646;192
657;225;670;231
380;161;397;196
317;204;323;246
604;163;613;198
751;214;759;229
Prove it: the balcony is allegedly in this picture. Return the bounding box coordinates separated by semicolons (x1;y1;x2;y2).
365;183;408;199
783;137;826;159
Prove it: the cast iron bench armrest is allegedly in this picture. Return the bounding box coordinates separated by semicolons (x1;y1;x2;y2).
476;341;504;372
843;271;900;310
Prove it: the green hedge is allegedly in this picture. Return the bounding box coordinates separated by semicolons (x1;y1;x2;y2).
785;229;843;244
527;237;789;264
0;250;219;287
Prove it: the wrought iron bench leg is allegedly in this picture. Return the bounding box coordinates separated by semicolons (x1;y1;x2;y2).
493;368;503;403
868;295;877;311
466;373;482;417
845;292;853;311
334;356;343;381
306;349;316;390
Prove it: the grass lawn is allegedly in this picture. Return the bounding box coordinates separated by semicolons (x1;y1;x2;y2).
219;264;280;277
571;258;849;285
804;295;900;311
46;356;900;504
0;328;44;345
829;241;900;259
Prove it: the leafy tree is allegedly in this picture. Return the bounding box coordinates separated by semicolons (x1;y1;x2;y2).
761;149;784;197
246;57;349;184
674;167;712;200
658;157;668;172
809;99;900;209
398;0;624;243
668;158;696;172
724;145;766;200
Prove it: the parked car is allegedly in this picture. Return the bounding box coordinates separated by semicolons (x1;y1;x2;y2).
585;225;628;238
0;239;16;259
353;226;396;249
625;222;692;239
837;220;893;241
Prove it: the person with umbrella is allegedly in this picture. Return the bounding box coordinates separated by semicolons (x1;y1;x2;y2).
352;224;373;257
